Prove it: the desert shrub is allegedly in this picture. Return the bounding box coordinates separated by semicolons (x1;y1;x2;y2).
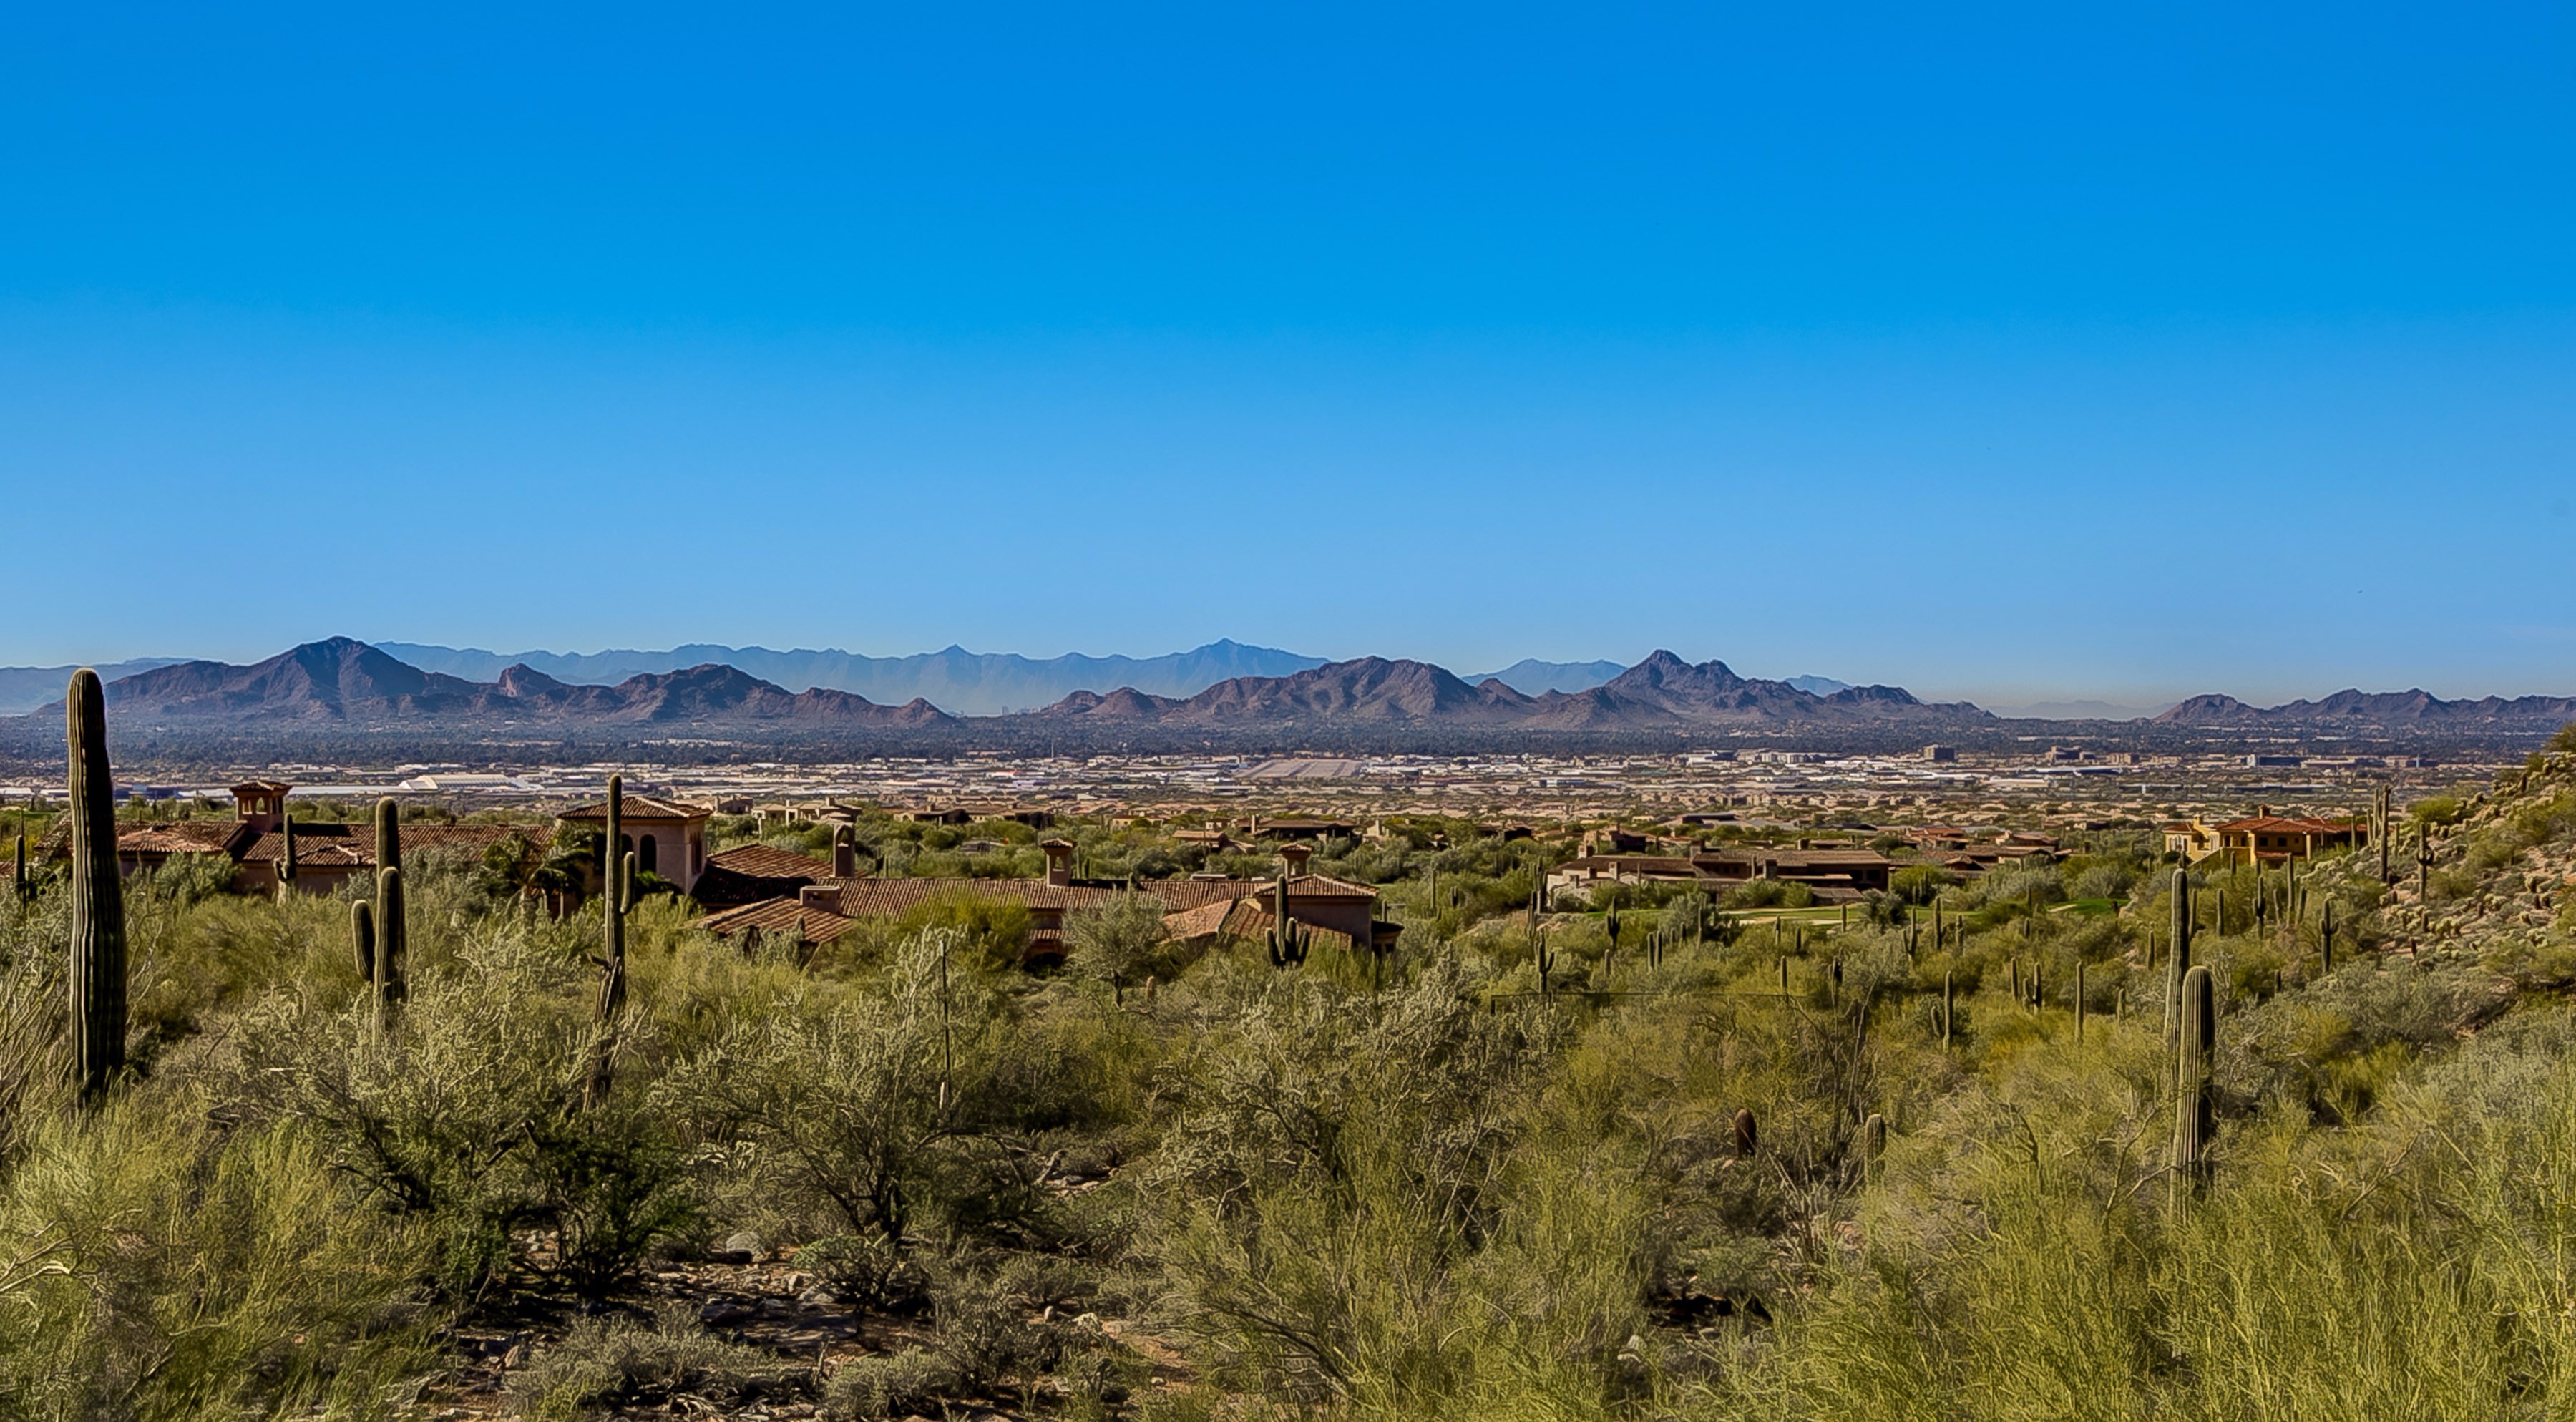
2409;795;2467;828
2485;932;2576;990
929;1260;1073;1388
1984;864;2065;910
1727;879;1813;910
235;930;695;1305
1857;890;1907;928
510;1300;800;1421
1065;891;1173;1002
0;1101;434;1416
1660;890;1717;943
1890;864;1953;905
2070;859;2138;901
658;931;1038;1246
825;1347;960;1421
796;1232;932;1313
1146;960;1609;1406
140;852;237;905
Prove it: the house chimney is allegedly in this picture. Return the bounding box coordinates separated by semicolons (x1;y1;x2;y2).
831;827;857;879
799;883;839;912
1041;838;1074;887
1281;842;1313;876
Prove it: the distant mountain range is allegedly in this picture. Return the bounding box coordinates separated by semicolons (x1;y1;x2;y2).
7;641;2569;743
0;658;187;718
1461;659;1630;696
376;640;1327;716
78;639;952;729
16;639;1986;738
2154;689;2576;730
1989;698;2173;721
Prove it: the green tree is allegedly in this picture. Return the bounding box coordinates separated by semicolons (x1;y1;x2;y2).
1064;892;1169;1005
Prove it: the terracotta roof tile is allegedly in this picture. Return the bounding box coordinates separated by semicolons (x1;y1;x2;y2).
1220;900;1357;954
704;844;831;880
114;822;245;856
558;796;711;822
699;896;858;944
1161;897;1245;943
238;822;525;866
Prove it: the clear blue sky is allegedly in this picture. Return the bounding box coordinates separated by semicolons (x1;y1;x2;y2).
6;2;2571;707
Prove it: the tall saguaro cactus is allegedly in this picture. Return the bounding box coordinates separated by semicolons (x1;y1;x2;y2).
602;774;629;1006
350;899;376;983
585;776;630;1109
66;670;127;1102
373;797;406;1016
2173;963;2216;1209
1265;875;1311;969
2164;870;2192;1041
278;806;298;899
2376;784;2393;883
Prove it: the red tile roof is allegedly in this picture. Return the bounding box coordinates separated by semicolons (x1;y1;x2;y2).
1161;897;1243;943
237;822;526;866
2215;816;2358;834
558;796;711;822
699;895;858;945
114;822;245;857
704;844;831;880
1219;899;1357;954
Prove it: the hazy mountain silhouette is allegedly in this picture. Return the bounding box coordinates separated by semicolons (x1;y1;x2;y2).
0;658;191;716
69;638;950;729
1463;658;1628;695
2155;688;2576;729
379;638;1326;714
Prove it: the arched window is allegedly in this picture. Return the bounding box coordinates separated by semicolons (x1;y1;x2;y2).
640;834;659;873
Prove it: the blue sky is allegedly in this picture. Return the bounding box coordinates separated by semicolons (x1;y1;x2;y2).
4;2;2571;706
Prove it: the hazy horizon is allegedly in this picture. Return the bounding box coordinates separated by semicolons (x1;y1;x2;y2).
5;633;2567;717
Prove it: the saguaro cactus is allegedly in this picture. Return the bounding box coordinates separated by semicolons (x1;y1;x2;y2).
66;669;127;1102
2165;870;2192;1040
1266;875;1310;968
11;832;23;902
1861;1113;1887;1181
1733;1107;1757;1159
2377;785;2393;883
584;777;632;1111
374;865;406;1023
2173;963;2216;1207
1941;968;1955;1048
602;775;629;1013
278;808;298;899
373;797;406;1015
351;899;376;982
2321;900;2337;974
